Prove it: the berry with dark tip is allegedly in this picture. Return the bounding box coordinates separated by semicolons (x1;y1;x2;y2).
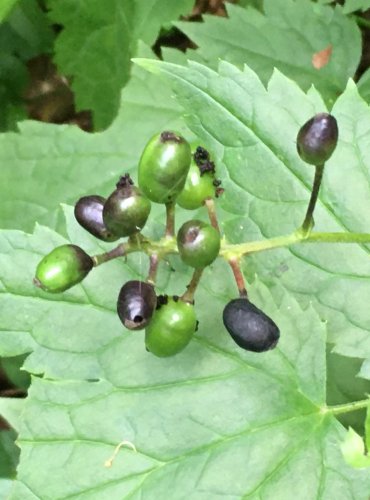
138;131;192;204
103;174;151;237
145;297;197;357
74;195;119;242
177;146;219;210
117;280;157;330
34;244;93;293
177;220;220;268
296;113;338;165
223;298;280;352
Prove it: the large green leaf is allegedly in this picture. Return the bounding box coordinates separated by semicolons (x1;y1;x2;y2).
0;45;183;232
176;0;361;105
134;58;370;374
46;0;193;129
1;213;367;497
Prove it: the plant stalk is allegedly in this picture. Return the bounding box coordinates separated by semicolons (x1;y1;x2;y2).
165;202;176;238
228;257;247;297
181;268;204;303
301;163;325;234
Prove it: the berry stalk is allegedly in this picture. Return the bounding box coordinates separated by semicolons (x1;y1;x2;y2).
165;202;176;237
228;257;247;297
301;163;325;235
204;198;220;233
181;268;204;303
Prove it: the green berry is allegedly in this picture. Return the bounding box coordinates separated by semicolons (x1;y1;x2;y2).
117;280;157;331
103;174;151;237
145;297;197;357
223;298;280;352
74;195;119;242
138;131;192;204
177;220;220;268
296;113;338;165
177;146;219;210
34;244;93;293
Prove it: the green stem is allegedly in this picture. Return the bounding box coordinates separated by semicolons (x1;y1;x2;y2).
304;232;370;244
165;202;176;238
323;398;369;416
181;268;204;303
92;229;370;267
92;243;128;266
222;232;301;259
301;163;325;234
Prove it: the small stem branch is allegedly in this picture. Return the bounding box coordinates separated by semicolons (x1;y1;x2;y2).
204;198;220;233
92;243;127;266
301;163;325;234
165;202;176;238
181;268;204;303
222;232;301;258
228;258;247;297
323;398;369;416
147;254;159;284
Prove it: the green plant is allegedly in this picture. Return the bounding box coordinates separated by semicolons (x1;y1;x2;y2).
2;1;370;498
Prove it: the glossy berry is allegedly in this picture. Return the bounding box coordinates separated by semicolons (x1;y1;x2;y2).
34;244;93;293
223;298;280;353
138;131;192;204
177;147;218;210
117;280;157;330
75;195;119;242
296;113;338;165
145;297;197;357
177;220;220;268
103;174;151;237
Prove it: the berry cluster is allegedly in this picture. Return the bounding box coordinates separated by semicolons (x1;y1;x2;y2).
34;114;338;357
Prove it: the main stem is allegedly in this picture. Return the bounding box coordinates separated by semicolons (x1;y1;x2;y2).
301;163;325;234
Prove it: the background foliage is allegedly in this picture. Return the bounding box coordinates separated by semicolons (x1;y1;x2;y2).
1;0;370;498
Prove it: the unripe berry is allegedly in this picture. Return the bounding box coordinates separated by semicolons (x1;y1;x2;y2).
34;244;93;293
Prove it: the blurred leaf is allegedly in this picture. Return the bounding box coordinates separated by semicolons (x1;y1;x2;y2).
343;0;370;13
0;398;25;432
0;44;183;232
46;0;194;129
341;427;370;468
0;0;19;22
0;430;19;478
175;0;361;106
1;355;30;390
